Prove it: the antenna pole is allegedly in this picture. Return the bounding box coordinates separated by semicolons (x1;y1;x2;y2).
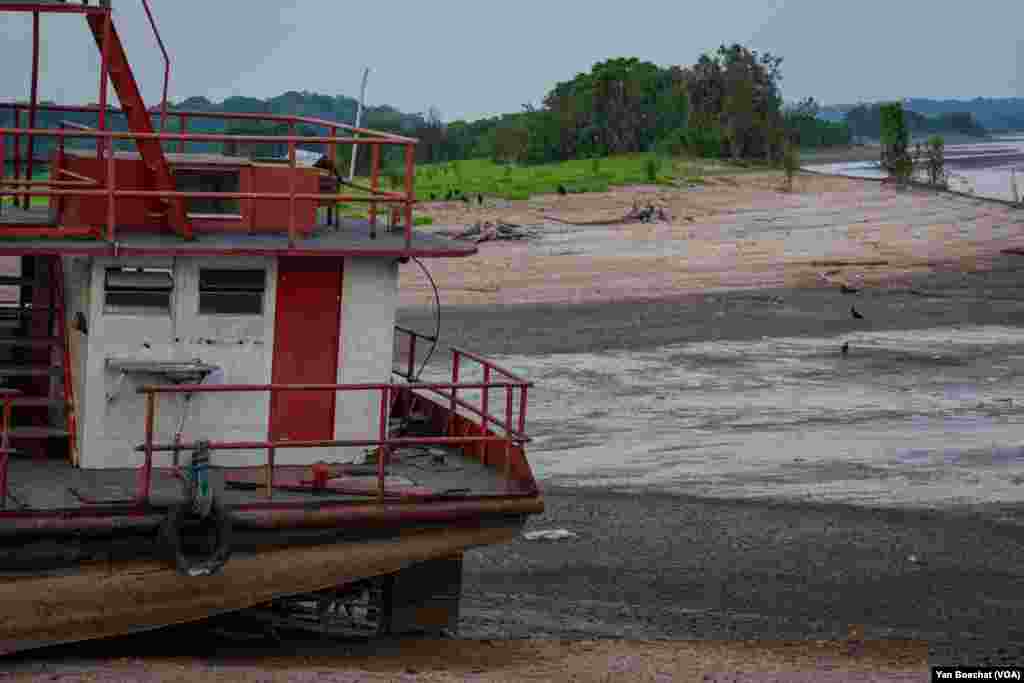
348;67;370;181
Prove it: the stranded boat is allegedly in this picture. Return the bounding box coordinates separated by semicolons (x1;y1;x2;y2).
0;0;541;653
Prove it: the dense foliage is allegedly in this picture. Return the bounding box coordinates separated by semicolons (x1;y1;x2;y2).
843;102;988;140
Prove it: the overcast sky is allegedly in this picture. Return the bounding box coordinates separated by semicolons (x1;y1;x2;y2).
1;1;1022;122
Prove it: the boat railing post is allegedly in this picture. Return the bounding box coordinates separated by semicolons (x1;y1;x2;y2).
449;351;460;437
518;384;528;436
13;106;21;208
378;385;389;502
479;365;491;460
504;385;514;488
369;142;380;238
56;124;66;221
266;387;275;500
26;10;39;211
178;114;186;154
0;394;13;509
404;143;415;248
138;390;155;505
106;138;116;242
287;124;296;247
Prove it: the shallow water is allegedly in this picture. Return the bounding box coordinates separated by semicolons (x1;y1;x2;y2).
425;324;1024;510
806;135;1024;202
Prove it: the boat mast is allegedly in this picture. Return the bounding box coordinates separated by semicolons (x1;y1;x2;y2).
348;66;370;181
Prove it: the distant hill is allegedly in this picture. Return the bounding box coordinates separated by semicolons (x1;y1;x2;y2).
820;97;1024;131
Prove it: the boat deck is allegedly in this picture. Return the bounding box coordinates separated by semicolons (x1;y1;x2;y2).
3;443;513;512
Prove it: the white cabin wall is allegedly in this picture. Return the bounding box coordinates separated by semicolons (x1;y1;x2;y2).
79;256;276;469
332;257;398;463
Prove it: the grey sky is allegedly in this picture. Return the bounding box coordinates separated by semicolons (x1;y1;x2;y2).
1;1;1022;122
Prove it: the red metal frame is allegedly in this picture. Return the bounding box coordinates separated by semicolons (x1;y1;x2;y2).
0;1;421;247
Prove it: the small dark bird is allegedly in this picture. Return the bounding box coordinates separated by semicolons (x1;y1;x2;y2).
851;305;865;320
477;193;484;205
430;192;437;201
841;342;849;355
840;284;860;294
557;184;567;196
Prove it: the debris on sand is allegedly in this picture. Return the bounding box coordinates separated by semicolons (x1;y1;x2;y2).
523;528;578;542
440;221;542;243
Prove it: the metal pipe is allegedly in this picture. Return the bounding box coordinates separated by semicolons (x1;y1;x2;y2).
449;346;531;384
178;114;186;153
140;0;170;133
504;387;514;487
97;9;111;159
449;351;460;436
139;380;528;394
105;142;116;242
0;394;15;508
348;67;369;181
265;388;275;500
480;365;491;461
287;128;296;247
518;385;528;436
404;143;414;248
369;143;380;235
13;107;21;207
138;435;527;454
25;10;40;210
3;188;415;203
0;127;408;146
377;386;388;502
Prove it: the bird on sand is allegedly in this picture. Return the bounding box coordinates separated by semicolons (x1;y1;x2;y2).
477;193;484;206
840;284;860;294
841;342;849;355
851;305;865;320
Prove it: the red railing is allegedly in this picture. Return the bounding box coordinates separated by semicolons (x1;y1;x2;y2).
134;379;532;507
0;389;16;509
0;106;419;247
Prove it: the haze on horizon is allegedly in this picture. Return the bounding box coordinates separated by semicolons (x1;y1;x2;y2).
0;0;1022;122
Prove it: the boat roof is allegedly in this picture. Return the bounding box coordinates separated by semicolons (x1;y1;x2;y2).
0;215;477;259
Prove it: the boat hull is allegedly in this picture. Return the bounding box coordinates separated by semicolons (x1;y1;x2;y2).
0;521;521;656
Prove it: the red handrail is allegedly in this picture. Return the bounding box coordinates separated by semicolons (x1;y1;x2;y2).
140;0;170;133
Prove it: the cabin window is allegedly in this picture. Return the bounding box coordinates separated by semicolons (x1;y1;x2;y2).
175;169;241;216
198;269;266;315
104;268;173;315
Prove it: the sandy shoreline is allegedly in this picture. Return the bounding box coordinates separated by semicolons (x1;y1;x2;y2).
399;173;1023;310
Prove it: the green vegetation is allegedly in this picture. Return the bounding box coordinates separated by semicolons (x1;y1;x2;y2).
845;102;988;140
880;102;913;182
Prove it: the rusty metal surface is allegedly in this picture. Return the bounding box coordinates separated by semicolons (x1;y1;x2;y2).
0;523;521;656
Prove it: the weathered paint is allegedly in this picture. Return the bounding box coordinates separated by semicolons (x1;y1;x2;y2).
269;258;342;447
332;256;399;463
71;253;399;469
78;255;277;469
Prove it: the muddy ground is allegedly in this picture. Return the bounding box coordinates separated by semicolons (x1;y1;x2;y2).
3;177;1023;679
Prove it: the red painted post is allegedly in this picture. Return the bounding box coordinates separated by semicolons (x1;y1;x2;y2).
449;351;460;436
404;143;415;247
287;126;296;247
377;385;389;502
25;10;39;210
97;10;111;159
504;386;514;487
369;143;380;237
106;143;116;242
0;396;12;508
266;387;275;500
12;107;21;208
518;384;528;436
138;391;155;505
178;114;187;153
479;365;491;460
406;333;416;381
0;131;5;213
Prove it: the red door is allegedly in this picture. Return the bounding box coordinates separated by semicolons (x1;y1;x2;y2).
269;257;343;443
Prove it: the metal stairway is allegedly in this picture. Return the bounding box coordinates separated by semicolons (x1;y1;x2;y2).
83;11;192;239
0;256;75;461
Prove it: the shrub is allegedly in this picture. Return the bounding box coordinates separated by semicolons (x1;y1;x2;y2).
782;141;799;192
413;215;434;226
